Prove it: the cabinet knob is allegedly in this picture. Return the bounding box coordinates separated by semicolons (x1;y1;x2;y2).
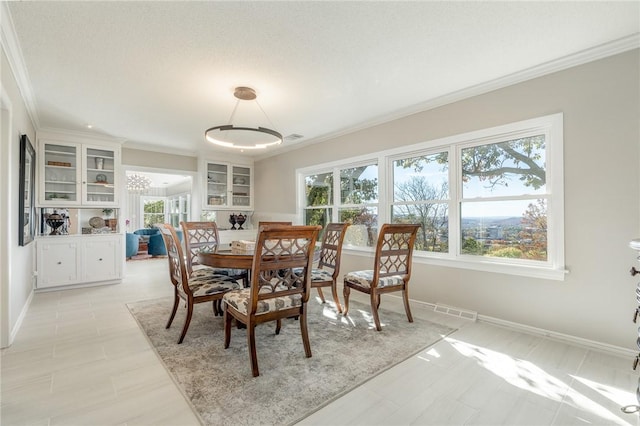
98;258;103;261
632;267;640;276
57;261;62;265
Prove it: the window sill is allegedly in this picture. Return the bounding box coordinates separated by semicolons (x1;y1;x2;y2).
342;247;568;281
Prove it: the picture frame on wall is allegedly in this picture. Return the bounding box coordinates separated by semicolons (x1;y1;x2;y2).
19;134;36;246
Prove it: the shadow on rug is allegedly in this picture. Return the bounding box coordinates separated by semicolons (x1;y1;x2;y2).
127;297;455;426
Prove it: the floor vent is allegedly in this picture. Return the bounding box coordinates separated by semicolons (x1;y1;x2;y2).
433;303;478;321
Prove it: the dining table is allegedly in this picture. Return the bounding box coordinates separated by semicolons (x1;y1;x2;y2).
197;248;254;271
197;246;321;274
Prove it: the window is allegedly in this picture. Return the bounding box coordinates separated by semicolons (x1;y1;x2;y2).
302;162;379;247
459;135;547;261
391;151;449;253
297;114;564;279
141;197;166;228
168;194;190;227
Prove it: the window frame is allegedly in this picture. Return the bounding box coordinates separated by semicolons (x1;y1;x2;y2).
296;113;564;280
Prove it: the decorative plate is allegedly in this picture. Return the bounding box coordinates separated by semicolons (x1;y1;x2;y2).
95;174;108;183
89;216;105;228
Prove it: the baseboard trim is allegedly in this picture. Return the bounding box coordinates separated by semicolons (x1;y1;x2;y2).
9;288;33;345
383;293;636;358
478;313;636;358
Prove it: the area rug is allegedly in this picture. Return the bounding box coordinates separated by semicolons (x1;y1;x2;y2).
127;297;455;426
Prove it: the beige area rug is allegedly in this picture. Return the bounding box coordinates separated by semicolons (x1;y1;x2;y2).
128;297;455;426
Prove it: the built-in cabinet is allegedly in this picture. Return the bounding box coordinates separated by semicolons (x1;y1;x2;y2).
36;131;124;290
39;139;120;207
203;160;253;210
36;234;124;289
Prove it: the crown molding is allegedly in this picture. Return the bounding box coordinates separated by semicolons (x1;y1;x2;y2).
257;33;640;161
0;2;39;129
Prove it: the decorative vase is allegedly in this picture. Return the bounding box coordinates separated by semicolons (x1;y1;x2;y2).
228;214;237;230
236;214;246;230
45;210;67;235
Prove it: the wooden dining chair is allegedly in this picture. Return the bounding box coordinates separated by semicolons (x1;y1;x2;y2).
343;223;421;331
302;222;350;313
222;225;322;377
157;223;242;344
257;221;292;228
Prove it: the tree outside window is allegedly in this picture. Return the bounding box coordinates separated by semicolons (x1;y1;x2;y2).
142;198;165;228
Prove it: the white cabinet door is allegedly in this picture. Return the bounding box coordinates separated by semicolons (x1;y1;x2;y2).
83;238;121;281
37;240;81;288
82;144;119;206
39;141;81;206
38;134;121;208
37;235;123;289
203;160;253;210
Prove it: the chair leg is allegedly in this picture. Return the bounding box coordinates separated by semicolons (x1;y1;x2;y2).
300;308;312;358
343;285;351;316
316;287;326;303
166;292;179;329
247;323;260;377
370;292;382;331
403;288;414;323
178;302;193;344
212;300;219;316
331;281;343;313
275;319;282;335
224;308;232;348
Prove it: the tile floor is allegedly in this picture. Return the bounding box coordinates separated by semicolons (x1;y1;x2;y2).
2;257;639;425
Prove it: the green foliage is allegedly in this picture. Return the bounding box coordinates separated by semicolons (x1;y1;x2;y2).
462;237;482;254
490;246;524;258
395;135;546;189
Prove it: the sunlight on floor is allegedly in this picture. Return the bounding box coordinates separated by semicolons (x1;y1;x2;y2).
443;336;634;426
571;375;638;410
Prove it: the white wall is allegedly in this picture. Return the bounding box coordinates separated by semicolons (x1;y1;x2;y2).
1;45;37;347
254;49;640;349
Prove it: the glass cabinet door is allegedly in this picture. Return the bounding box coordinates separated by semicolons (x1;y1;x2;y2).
231;166;251;208
206;163;229;207
41;142;80;204
83;145;117;205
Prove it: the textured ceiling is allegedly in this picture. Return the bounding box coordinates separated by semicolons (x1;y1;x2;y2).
5;1;639;158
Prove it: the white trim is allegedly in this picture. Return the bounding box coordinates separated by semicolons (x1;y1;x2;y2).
390;294;635;358
9;289;33;344
0;89;12;348
478;313;635;358
0;2;39;128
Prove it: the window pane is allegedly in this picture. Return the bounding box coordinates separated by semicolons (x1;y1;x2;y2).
392;204;448;253
143;199;165;228
462;135;546;198
304;208;332;229
340;164;378;204
305;173;333;207
461;199;547;261
393;152;448;201
340;207;378;247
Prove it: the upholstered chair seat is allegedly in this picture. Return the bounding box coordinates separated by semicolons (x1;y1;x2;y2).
343;270;405;289
223;285;303;315
186;274;241;297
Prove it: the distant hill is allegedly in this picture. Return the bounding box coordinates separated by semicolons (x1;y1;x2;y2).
461;216;522;228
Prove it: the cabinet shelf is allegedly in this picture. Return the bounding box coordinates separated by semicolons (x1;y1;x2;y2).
44;150;75;156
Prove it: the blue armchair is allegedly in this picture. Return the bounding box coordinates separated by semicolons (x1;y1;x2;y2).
134;227;182;257
126;233;140;259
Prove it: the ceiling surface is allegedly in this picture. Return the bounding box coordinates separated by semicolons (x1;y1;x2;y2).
4;1;639;158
